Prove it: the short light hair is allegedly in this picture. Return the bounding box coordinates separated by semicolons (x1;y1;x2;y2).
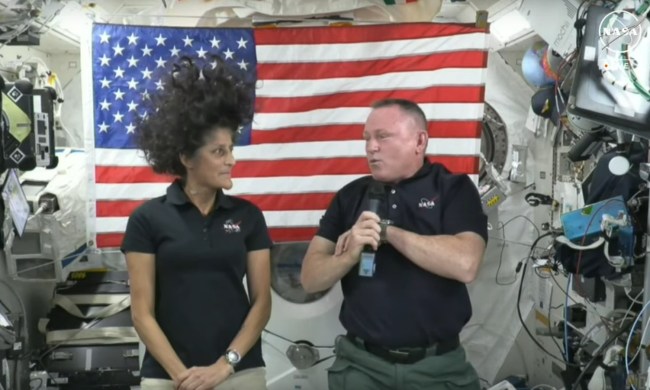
371;99;428;132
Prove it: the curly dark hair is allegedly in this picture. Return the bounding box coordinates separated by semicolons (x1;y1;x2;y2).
134;56;254;177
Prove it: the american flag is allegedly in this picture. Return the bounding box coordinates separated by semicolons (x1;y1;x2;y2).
90;23;488;249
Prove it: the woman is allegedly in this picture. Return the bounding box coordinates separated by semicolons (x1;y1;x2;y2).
121;57;271;390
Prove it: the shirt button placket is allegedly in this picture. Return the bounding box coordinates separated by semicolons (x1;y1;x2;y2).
388;187;398;220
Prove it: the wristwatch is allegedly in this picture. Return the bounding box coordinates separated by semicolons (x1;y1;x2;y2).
224;349;241;368
379;219;393;244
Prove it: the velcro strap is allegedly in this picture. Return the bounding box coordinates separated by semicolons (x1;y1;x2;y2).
46;326;139;345
53;294;130;319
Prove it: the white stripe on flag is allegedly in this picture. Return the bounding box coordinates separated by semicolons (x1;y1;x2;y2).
97;210;325;233
95;139;481;167
256;33;488;63
95;173;480;202
256;69;486;98
253;103;484;130
96;174;364;200
95;173;479;233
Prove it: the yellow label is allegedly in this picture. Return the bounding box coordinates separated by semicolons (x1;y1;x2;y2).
70;272;87;280
535;310;550;327
486;195;501;208
2;92;31;142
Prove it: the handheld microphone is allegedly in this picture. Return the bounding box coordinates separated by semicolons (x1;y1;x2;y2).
359;181;385;278
367;181;384;217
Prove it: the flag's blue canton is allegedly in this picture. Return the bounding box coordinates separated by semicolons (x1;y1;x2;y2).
92;24;257;149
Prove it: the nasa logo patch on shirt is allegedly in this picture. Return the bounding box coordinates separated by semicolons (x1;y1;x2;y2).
223;219;241;233
418;197;437;209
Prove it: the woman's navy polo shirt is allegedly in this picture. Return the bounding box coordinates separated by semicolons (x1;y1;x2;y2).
121;180;272;379
316;161;488;349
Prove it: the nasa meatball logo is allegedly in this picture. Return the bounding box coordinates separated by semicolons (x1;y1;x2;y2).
418;198;436;209
223;219;241;233
598;10;643;54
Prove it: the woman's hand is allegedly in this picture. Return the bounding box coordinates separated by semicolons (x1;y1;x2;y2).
176;359;233;390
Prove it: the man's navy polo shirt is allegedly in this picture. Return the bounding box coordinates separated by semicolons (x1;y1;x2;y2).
317;160;488;348
121;180;272;379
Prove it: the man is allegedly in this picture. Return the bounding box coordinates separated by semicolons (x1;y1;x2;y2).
300;99;488;390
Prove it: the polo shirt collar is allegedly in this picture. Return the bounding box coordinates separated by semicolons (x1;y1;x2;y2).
399;158;433;184
165;179;234;209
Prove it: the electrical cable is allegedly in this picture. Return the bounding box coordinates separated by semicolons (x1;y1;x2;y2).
495;221;514;285
565;275;572;361
517;232;581;367
627;310;650;366
549;284;567;358
625;300;650;385
0;280;27;390
572;317;634;390
263;329;334;349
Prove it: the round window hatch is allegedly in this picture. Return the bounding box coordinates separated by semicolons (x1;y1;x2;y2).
270;242;330;304
480;102;509;183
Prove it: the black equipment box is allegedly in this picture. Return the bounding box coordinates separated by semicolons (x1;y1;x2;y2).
0;76;58;172
42;271;140;389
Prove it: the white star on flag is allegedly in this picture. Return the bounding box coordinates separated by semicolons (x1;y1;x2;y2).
112;44;124;56
141;68;153;80
98;122;109;133
155;57;166;68
155;80;164;90
196;47;207;58
99;99;111;111
127;33;139;45
113;111;124;123
126;123;136;134
127;101;138;112
170;46;180;57
99;32;110;44
182;35;193;46
114;66;125;78
127;78;139;89
224;48;234;59
141;45;152;56
155;34;167;46
237;37;247;49
237;59;248;70
114;89;125;100
99;54;110;66
100;78;111;88
210;37;221;48
127;56;139;67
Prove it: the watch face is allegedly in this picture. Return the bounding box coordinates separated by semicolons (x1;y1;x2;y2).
227;350;241;364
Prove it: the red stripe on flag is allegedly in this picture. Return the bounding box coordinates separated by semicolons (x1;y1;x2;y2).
97;200;146;217
239;193;336;211
256;86;485;113
99;228;320;247
232;156;478;177
95;167;174;184
257;52;486;80
96;233;125;249
252;121;481;143
254;24;486;45
96;193;336;218
95;156;477;185
268;227;319;242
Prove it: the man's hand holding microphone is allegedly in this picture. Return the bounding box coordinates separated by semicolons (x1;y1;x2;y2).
334;182;390;277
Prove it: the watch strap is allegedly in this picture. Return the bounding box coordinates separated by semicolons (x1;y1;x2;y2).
379;219;393;244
